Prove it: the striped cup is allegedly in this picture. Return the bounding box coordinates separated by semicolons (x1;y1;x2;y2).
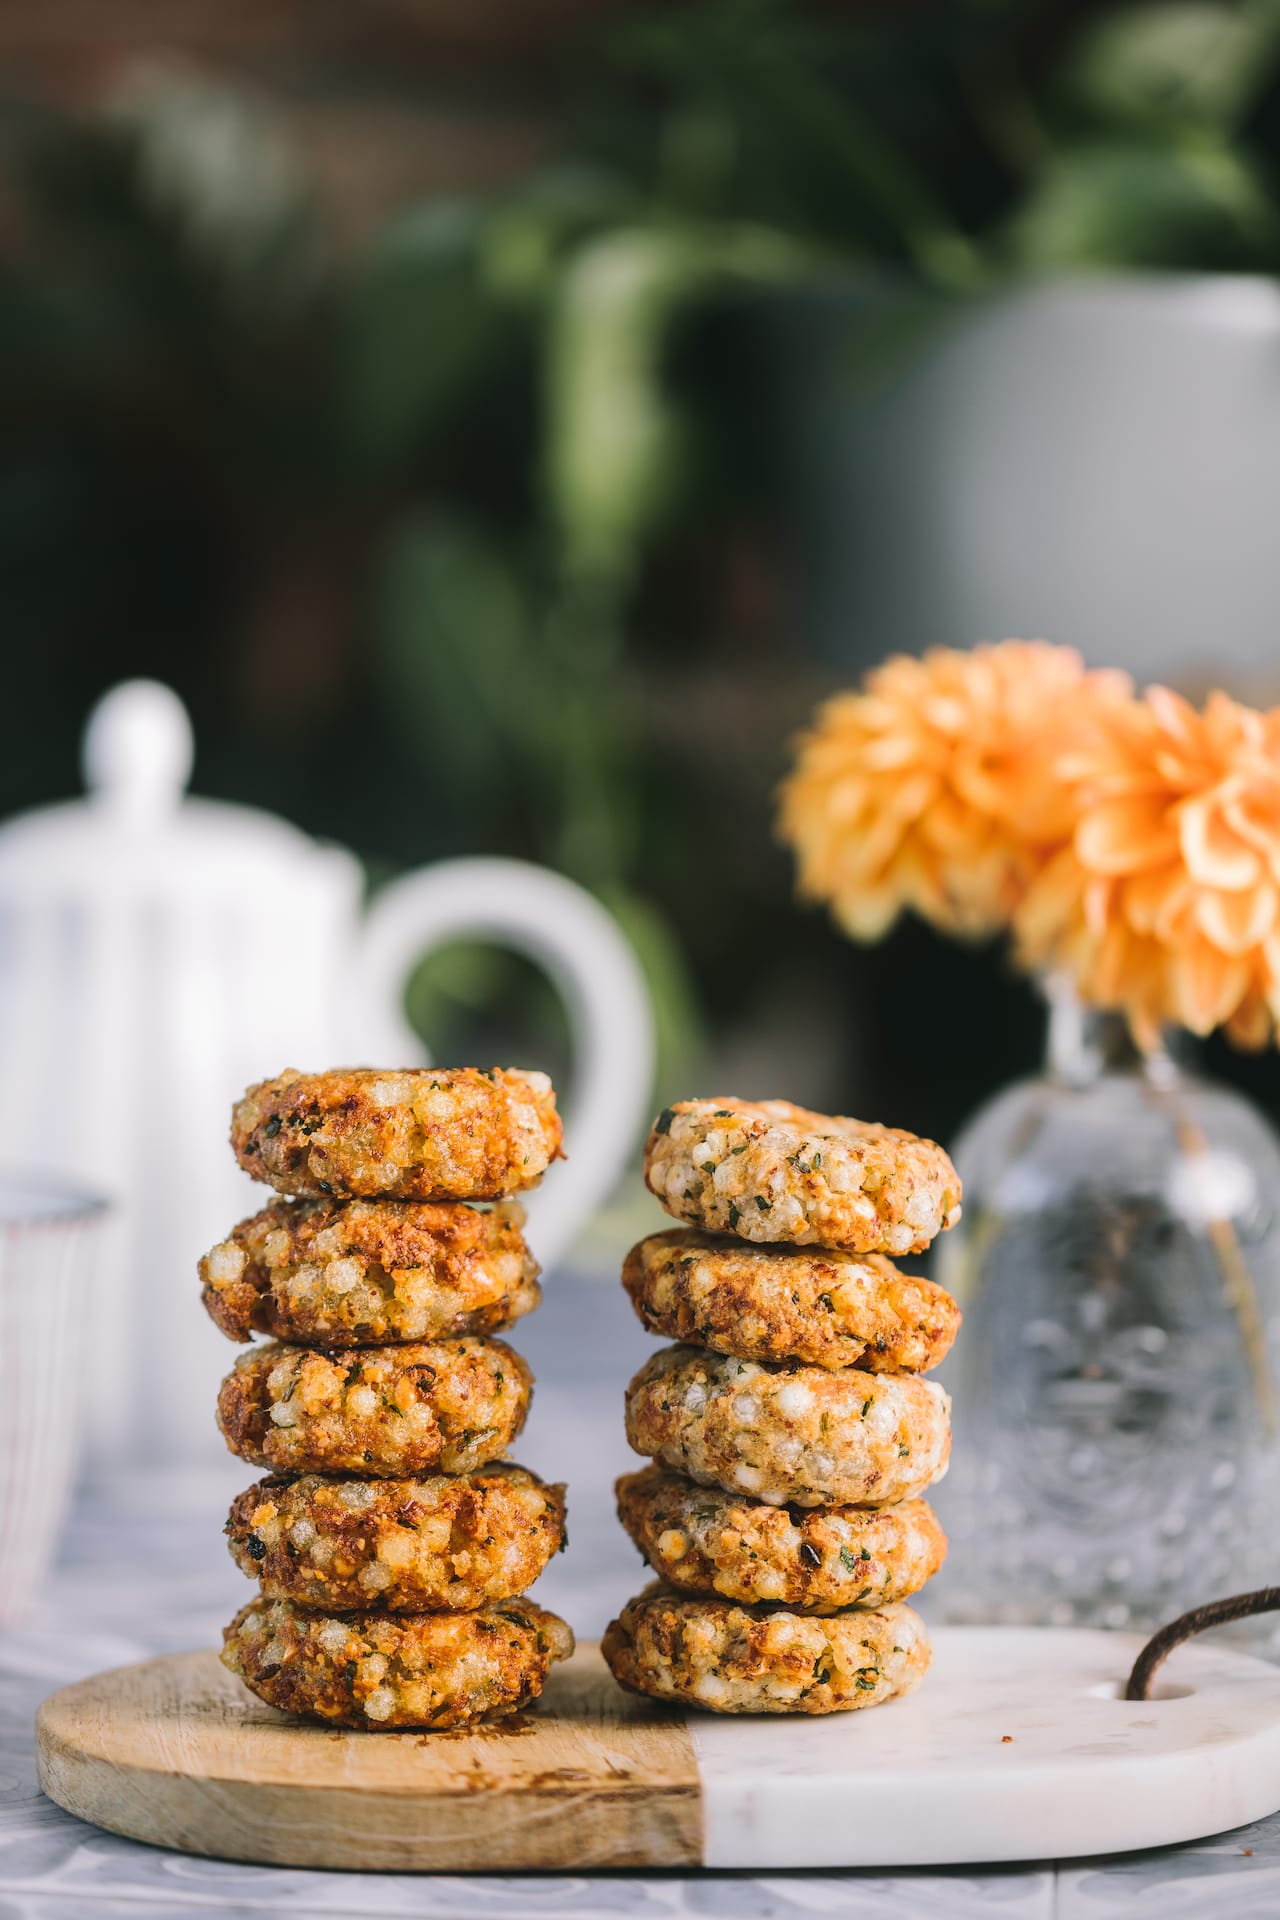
0;1173;109;1628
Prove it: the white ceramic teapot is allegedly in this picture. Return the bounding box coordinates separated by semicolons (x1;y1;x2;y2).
0;680;653;1474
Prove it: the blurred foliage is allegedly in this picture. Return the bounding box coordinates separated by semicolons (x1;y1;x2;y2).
6;0;1280;1114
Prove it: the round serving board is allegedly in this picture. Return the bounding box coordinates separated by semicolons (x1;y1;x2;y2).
36;1626;1280;1871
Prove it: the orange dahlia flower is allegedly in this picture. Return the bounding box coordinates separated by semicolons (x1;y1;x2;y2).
778;641;1131;940
1016;686;1280;1046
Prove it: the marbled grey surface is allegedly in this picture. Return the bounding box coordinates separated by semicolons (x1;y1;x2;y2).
1;1271;1275;1918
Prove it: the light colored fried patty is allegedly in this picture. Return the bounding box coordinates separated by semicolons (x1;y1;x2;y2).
616;1466;946;1611
625;1345;951;1508
226;1465;566;1612
222;1594;574;1729
217;1336;530;1477
601;1582;929;1714
644;1098;961;1255
231;1067;562;1201
623;1228;960;1373
201;1196;540;1347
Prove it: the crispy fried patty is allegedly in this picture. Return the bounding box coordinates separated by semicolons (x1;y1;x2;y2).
226;1465;566;1612
222;1594;573;1729
624;1344;951;1508
201;1196;540;1347
644;1098;961;1255
232;1067;562;1201
623;1229;960;1373
217;1336;530;1477
601;1583;929;1714
616;1466;946;1611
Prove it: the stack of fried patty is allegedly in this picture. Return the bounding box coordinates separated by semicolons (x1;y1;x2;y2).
206;1066;574;1730
603;1097;962;1716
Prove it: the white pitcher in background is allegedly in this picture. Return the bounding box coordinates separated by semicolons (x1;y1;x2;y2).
0;680;653;1475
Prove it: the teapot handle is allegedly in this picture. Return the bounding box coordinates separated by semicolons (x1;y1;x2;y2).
348;857;654;1271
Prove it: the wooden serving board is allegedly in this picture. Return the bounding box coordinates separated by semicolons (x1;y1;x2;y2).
36;1628;1280;1871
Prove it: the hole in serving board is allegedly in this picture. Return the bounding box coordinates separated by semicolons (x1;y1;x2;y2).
1088;1679;1193;1702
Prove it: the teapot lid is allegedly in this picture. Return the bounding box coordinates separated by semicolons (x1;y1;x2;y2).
0;680;361;906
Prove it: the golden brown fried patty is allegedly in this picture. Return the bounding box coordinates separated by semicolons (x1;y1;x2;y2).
643;1098;961;1255
226;1465;566;1612
601;1583;929;1714
217;1336;530;1477
624;1344;951;1508
222;1594;574;1729
617;1466;946;1611
623;1229;960;1373
231;1067;562;1201
201;1196;540;1347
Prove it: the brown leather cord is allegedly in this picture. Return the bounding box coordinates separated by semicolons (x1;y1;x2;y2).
1125;1588;1280;1700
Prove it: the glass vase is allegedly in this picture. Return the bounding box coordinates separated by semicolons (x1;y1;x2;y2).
933;981;1280;1641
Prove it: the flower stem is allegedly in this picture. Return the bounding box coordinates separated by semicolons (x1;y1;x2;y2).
1172;1104;1277;1441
